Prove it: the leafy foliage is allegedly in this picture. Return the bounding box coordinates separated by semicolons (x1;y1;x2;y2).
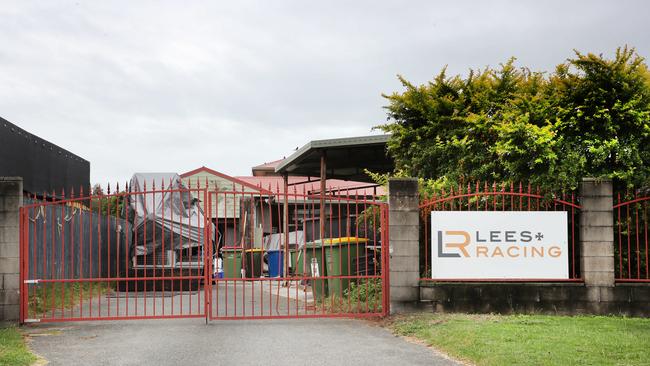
321;278;382;313
379;47;650;191
344;278;382;312
90;194;125;217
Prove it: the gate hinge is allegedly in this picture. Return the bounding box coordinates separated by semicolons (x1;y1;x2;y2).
24;319;40;323
24;279;39;284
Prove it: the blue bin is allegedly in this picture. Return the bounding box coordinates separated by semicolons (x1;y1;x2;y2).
267;250;284;277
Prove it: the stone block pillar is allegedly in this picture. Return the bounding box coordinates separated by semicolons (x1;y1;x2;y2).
0;177;22;323
388;178;420;312
579;178;615;287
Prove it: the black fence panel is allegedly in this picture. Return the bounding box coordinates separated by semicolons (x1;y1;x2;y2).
24;198;130;281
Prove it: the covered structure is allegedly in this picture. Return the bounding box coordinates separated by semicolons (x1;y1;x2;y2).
274;134;393;183
274;134;394;275
128;173;213;264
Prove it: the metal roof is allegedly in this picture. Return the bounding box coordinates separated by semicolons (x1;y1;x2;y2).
275;134;393;182
252;159;284;170
235;175;386;196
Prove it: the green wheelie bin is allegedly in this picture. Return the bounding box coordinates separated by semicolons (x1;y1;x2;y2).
303;241;328;302
290;248;302;276
322;237;370;298
245;248;264;278
222;247;243;278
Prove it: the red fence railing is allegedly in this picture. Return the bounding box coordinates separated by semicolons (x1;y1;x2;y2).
614;192;650;282
419;182;582;282
205;186;388;320
20;178;390;323
20;185;210;323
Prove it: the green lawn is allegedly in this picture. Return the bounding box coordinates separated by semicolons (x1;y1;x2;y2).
0;327;36;366
389;313;650;366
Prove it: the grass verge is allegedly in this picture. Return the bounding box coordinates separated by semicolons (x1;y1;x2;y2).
388;313;650;366
0;327;37;366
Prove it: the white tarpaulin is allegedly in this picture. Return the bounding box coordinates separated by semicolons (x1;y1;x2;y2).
263;231;305;251
129;173;213;256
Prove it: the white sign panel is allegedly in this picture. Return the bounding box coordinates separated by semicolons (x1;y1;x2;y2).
430;211;568;279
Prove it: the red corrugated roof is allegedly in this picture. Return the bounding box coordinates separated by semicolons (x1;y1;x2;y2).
181;166;384;196
234;176;385;196
251;159;284;170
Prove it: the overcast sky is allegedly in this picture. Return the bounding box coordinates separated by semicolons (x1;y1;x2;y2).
1;1;648;185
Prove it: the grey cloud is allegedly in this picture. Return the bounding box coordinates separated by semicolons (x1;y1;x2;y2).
0;0;648;185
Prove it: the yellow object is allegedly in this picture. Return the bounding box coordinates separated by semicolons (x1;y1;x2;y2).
245;248;264;253
320;237;369;245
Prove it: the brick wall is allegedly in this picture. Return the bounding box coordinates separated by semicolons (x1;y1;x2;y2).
0;177;22;322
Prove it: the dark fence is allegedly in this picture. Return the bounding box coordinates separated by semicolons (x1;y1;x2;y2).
23;197;129;281
0;117;90;196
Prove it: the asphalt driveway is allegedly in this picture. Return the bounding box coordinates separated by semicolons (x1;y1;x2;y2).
24;318;460;366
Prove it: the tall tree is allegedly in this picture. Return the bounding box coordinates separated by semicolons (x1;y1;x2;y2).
379;47;650;191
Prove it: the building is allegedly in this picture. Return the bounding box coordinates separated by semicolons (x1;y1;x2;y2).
0;116;90;197
251;159;284;177
181;163;385;251
180;166;270;247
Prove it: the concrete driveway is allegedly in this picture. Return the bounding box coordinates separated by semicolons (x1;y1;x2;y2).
24;318;460;366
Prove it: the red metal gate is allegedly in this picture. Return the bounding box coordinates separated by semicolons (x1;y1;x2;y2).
204;188;389;320
19;185;389;323
19;186;210;323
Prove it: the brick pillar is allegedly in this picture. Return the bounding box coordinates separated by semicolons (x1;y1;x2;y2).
579;178;615;287
388;178;420;312
0;177;22;323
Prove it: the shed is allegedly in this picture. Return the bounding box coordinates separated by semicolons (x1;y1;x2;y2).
181;166;270;220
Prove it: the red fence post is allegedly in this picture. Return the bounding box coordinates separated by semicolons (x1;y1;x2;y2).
381;204;391;316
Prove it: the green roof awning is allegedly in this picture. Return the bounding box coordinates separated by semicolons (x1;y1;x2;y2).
275;135;393;183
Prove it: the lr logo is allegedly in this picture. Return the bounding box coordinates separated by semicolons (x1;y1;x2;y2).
438;230;470;257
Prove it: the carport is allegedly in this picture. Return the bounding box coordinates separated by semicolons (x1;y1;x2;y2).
275;134;393;183
274;134;394;275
